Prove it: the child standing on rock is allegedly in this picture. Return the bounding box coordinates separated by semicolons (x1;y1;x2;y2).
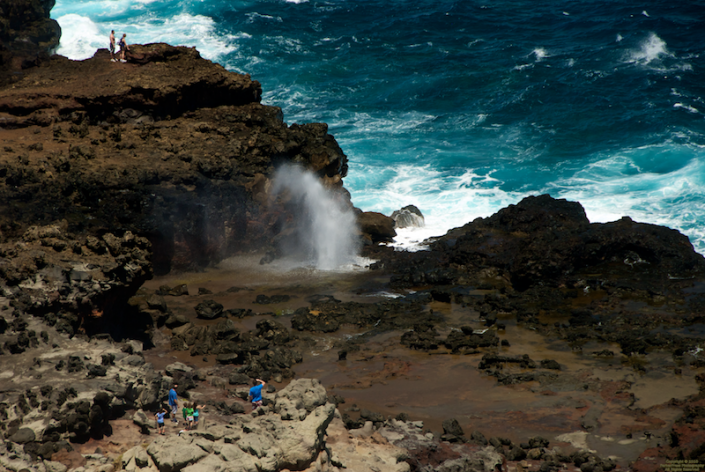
183;402;195;430
155;408;167;435
192;403;206;428
249;379;266;412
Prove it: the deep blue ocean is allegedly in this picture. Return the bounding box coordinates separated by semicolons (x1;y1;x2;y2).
52;0;705;252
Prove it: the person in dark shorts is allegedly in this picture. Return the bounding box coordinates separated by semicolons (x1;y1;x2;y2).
168;384;179;423
109;30;116;62
118;33;129;62
155;408;167;435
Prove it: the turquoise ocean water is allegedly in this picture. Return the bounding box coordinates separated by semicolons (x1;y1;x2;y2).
52;0;705;252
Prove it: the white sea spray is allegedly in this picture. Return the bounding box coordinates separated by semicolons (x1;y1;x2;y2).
270;164;360;270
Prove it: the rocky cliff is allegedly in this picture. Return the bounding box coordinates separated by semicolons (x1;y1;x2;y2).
0;43;356;339
0;0;61;75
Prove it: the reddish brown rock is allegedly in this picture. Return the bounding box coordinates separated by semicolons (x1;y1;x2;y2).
50;449;87;469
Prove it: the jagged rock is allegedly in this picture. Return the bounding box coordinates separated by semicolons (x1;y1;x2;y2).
229;373;251;385
358;211;397;243
9;427;36;444
132;409;154;434
391;205;425;229
274;378;328;421
165;314;189;329
195;300;224;320
146;294;168;312
165;362;194;378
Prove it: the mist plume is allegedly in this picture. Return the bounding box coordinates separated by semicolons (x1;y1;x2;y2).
270;164;360;270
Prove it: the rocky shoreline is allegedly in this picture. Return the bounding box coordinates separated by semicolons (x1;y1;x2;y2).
2;10;705;472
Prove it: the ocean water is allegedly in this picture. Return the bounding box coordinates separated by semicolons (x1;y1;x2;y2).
51;0;705;252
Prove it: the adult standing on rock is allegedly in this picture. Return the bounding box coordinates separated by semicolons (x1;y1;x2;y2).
109;30;116;62
119;33;129;62
249;378;266;411
168;384;179;423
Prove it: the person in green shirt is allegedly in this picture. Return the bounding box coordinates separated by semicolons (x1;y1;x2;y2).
182;402;195;430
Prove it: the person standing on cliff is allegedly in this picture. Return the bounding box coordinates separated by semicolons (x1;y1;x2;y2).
109;30;116;62
249;378;266;411
168;384;179;424
118;33;129;63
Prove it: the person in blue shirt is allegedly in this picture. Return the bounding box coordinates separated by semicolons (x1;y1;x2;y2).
155;408;167;435
168;384;179;423
248;379;266;411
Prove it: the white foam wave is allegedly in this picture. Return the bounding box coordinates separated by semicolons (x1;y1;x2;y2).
627;33;671;65
348;143;705;255
54;2;238;62
246;12;283;23
332;110;438;137
532;48;548;61
347;164;524;250
674;103;699;114
55;14;105;60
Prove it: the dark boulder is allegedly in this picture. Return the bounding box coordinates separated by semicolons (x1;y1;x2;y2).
290;307;340;333
358;211;396;244
441;418;466;443
211;319;240;341
540;359;561;370
470;430;488;446
195;300;224;320
10;427;36;444
216;353;240;365
443;328;498;353
67;356;85;372
391;205;425;229
165;314;189;328
507;446;527;461
86;364;107;378
228;373;251;385
359;409;384;424
255;319;290;345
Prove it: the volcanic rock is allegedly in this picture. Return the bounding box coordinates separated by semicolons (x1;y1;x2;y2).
391;205;425;229
0;43;353;284
195;300;224;320
0;0;61;77
358;211;397;244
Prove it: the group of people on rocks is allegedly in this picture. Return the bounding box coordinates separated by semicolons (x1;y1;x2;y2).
109;30;129;63
156;379;266;434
